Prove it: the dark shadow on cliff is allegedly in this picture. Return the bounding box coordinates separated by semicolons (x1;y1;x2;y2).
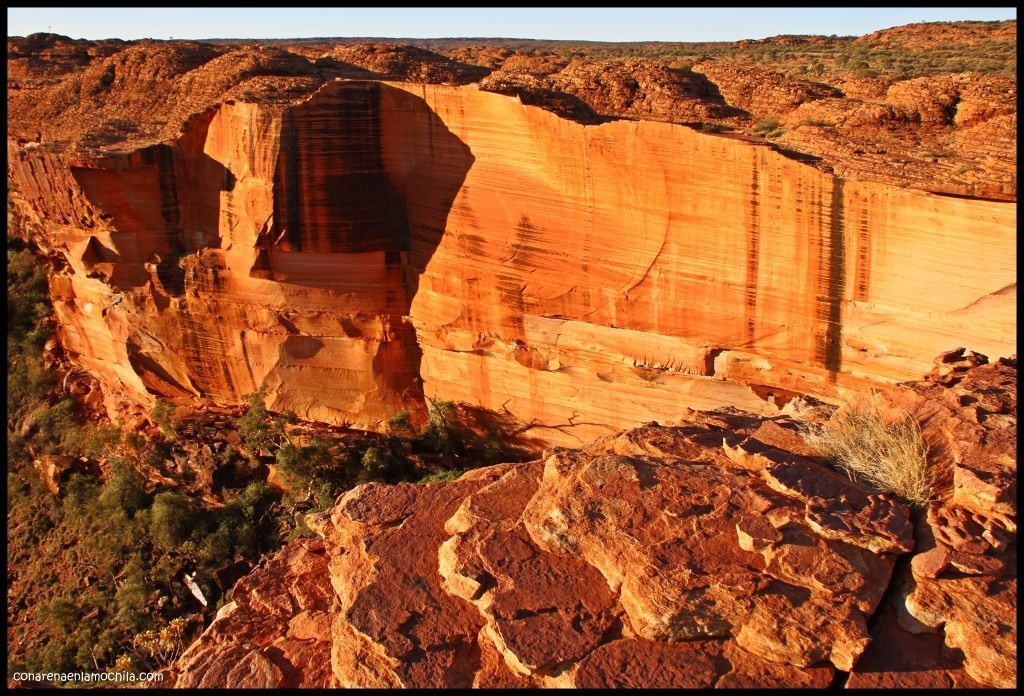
70;106;234;296
263;80;476;417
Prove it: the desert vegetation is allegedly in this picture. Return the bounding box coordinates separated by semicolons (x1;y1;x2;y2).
6;239;538;677
803;391;932;507
295;21;1016;80
750;116;786;139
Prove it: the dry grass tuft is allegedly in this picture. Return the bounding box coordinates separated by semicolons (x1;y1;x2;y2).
804;391;931;507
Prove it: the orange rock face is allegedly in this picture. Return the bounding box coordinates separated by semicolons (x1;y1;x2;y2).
7;80;1015;443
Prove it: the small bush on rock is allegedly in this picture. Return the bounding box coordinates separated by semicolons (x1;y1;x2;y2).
804;391;931;507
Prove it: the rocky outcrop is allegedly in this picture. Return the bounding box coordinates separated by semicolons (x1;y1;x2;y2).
480;59;749;126
169;413;901;687
845;350;1017;688
315;44;491;85
692;61;844;117
172;540;336;688
779;72;1017;199
856;21;1018;49
168;355;1016;688
891;351;1017;688
8;80;1016;444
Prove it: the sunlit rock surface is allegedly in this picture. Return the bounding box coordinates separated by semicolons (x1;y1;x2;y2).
163;355;1014;689
8;81;1015;444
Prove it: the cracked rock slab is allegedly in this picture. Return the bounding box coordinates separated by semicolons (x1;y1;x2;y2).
171;539;336;688
169;357;1015;688
519;422;908;671
895;355;1017;689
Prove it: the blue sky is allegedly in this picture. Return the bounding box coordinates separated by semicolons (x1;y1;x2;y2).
6;7;1017;42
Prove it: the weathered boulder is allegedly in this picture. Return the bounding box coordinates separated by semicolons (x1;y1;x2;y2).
171;539;335;688
172;410;918;687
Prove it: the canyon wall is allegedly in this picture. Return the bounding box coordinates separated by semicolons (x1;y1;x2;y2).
8;80;1016;444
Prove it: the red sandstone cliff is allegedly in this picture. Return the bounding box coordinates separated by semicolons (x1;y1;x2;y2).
6;30;1016;688
166;353;1016;688
7;78;1016;444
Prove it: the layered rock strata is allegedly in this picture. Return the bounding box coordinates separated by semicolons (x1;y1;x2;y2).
8;80;1016;444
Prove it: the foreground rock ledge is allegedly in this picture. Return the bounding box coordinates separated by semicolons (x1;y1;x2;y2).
169;355;1015;688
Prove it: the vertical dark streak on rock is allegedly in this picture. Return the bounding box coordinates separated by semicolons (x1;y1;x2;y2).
744;151;760;346
152;143;186;295
277;111;301;250
238;329;258;392
261;82;473;415
854;193;871;302
274;82;410;255
815;178;846;380
178;263;236;401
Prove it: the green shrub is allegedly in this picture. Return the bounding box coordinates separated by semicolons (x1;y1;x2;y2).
149;491;193;549
6;356;55;427
275;437;335;491
198;523;234;564
238;386;273;453
238;387;295;458
6;245;52;357
419;469;464;483
387;410;415;437
114;558;149;629
482;436;502;464
796;118;831;128
39;597;78;634
62;473;100;520
275;443;310;488
30;398;82;454
361;446;391;479
77;422;122;459
416;398;458;455
152;399;177;441
98;460;148;516
750;117;785;138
